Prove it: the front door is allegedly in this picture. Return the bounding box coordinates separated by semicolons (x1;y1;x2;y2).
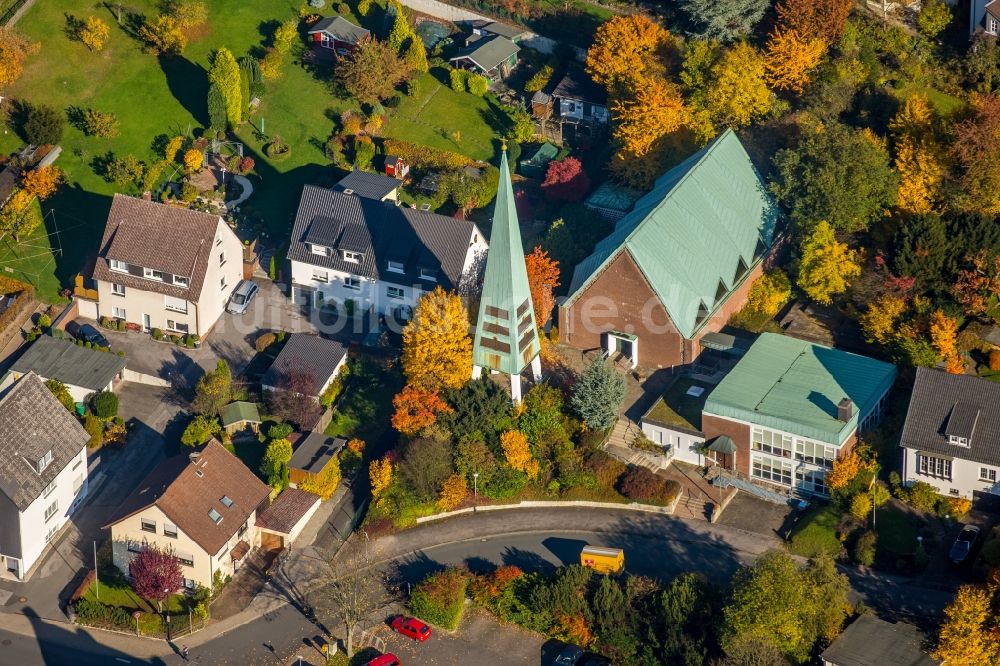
142;313;151;332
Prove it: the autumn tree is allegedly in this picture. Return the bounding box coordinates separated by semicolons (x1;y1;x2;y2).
208;48;242;129
586;15;673;94
369;457;394;506
138;15;187;55
335;38;408;105
951;94;1000;215
705;42;771;128
299;456;342;500
317;542;395;657
500;429;538;479
21;166;62;200
391;384;453;436
386;2;428;73
918;0;952;39
611;78;688;161
437;474;468;511
859;295;907;345
764;28;825;94
746;269;792;318
775;0;852;43
891;95;945;214
0;189;41;241
401;286;472;391
129;545;183;607
164;0;208;30
0;29;39;88
930;309;964;373
953;251;1000;321
80;16;111;51
260;438;293;489
934;585;1000;665
825;451;863;491
266;371;322;427
680;0;769;42
183;148;203;172
181;414;220;446
191;360;231;416
525;246;560;327
796;221;862;305
45;379;74;411
542;157;590;202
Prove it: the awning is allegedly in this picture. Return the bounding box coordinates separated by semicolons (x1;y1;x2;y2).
701;332;751;353
608;330;637;341
230;540;250;562
708;435;737;455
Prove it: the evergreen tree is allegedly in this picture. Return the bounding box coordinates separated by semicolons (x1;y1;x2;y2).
387;2;411;53
207;83;227;131
208;47;241;129
239;56;264;98
404;36;428;73
570;357;626;430
238;63;250;123
681;0;770;42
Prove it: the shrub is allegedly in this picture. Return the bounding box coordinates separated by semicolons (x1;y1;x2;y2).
151;328;163;340
617;467;679;506
408;568;470;630
449;67;467;92
850;492;872;521
466;73;489;96
854;530;877;566
353;135;375;170
83;412;103;448
268;422;294;440
990;348;1000;371
255;332;277;352
37;313;51;329
180;182;199;202
24;104;64;145
525;65;553;93
548;325;559;343
74;598;131;629
91;391;119;419
901;481;938;512
81;108;120;138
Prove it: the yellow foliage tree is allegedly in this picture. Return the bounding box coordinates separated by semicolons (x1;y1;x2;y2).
611;77;688;157
826;451;862;491
437;474;468;511
586;15;672;93
764;28;825;94
21;166;62;200
500;429;539;480
183;148;203;173
0;28;40;89
298;457;342;500
401;286;473;391
80;16;111;52
164;136;184;162
889;94;936;141
849;492;872;521
553;612;593;648
705;42;771;128
368;457;394;504
934;585;1000;665
859;295;907;345
930;309;964;374
796;221;862;305
895;137;944;214
746;269;792;318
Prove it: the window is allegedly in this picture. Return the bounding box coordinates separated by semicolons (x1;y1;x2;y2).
310;244;330;257
163;523;178;538
184;578;196;590
948;435;969;447
751;427;793;458
795;469;828;496
220;495;234;508
794;440;837;469
216;236;222;246
918;454;952;480
73;457;83;471
143;268;164;281
238;521;248;538
344;277;361;291
43;500;59;523
127;540;145;554
73;474;84;495
43;479;57;499
36;450;53;474
387;286;404;300
173;275;189;288
111;283;125;296
419;268;437;282
751;456;792;486
176;552;195;567
991;17;999;34
140;518;157;533
981;467;997;483
208;508;223;524
165;320;190;334
45;525;59;543
112;306;126;319
343;250;362;263
219;251;226;267
165;296;188;313
312;268;329;283
109;259;128;272
387;260;405;273
220;277;228;291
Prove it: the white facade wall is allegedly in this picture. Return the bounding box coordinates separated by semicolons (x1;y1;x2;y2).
12;447;88;579
901;446;1000;499
558;98;609;124
199;220;245;335
641;422;705;466
96;278;199;335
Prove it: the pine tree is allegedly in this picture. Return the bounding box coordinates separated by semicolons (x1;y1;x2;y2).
570;357;626;430
404;36;428;73
387;2;411;53
680;0;769;42
239;55;264;98
207;83;226;131
208;47;241;129
238;63;251;123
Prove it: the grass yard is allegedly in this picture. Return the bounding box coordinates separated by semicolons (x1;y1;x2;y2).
324;356;403;444
894;83;965;115
87;552;187;615
0;199;64;303
788;504;843;558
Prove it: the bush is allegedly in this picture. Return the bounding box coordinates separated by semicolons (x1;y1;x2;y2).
268;422;294;440
24;104;64;145
255;332;276;352
849;492;872;521
81;108;120;138
466;73;489;96
408;568;469;630
83;412;103;448
548;325;559;343
901;481;938;512
617;467;679;506
353;135;375;170
91;391;119;419
854;530;877;567
180;182;199;202
74;598;131;629
525;65;553;93
449;67;467;92
990;348;1000;371
37;313;51;329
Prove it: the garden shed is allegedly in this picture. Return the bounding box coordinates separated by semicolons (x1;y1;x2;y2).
220;401;261;437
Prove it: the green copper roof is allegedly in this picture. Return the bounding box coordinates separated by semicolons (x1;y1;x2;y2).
221;401;261;427
565;129;779;339
472;150;539;375
703;333;897;445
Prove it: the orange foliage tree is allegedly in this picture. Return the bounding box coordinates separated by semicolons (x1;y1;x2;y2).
610;77;689;158
391;384;453;436
930;309;964;374
525;246;560;328
951;94;1000;215
436;474;468;511
764;28;825;94
954;251;1000;320
0;28;39;89
500;429;539;479
775;0;852;43
553;612;593;648
21;166;62;200
826;451;863;490
586;15;673;93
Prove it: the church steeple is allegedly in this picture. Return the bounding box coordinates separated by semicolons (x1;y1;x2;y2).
471;149;541;401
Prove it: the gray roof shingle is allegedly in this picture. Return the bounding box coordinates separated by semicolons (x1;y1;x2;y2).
333;170;401;200
262;334;348;395
0;373;90;510
11;336;126;392
307;16;370;44
551;67;606;105
289;432;346;475
450;35;519;72
820;615;939;666
287;185;481;290
901;367;1000;465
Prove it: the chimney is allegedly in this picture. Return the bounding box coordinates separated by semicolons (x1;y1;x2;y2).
189;451;201;465
837;398;853;423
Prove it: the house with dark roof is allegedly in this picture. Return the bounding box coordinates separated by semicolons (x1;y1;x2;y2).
559;129;780;369
3;335;125;403
971;0;1000;37
307;15;370;54
0;373;91;581
821;614;940;666
449;34;520;82
287;184;487;322
105;439;271;589
333;169;402;202
900;367;1000;499
261;334;348;398
89;195;244;338
467;20;529;42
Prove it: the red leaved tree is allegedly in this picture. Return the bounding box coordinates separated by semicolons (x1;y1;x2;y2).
525;246;560;327
391;384;453;436
129;545;183;607
542;157;590;202
266;370;321;428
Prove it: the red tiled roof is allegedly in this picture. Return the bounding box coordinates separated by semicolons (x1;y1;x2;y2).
255;488;320;535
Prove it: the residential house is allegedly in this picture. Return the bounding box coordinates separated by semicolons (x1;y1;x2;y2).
821;614;940;666
449;35;520;83
899;367;1000;500
261;333;348;398
0;373;90;580
90;195;244;339
971;0;1000;36
559;129;779;369
3;335;125;403
550;68;609;126
256;488;321;551
641;377;716;467
699;333;896;497
105;439;271;589
288;432;346;487
287;184;487;320
333;169;402;202
307;16;370;54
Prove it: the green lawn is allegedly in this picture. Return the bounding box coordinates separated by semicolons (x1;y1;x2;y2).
894;84;965;115
0;199;64;303
87;554;187;614
324;356;403;444
788;504;843;558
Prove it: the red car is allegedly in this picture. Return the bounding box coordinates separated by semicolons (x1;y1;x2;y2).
367;655;401;666
390;615;432;642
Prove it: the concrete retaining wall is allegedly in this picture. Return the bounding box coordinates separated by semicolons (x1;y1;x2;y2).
415;495;681;524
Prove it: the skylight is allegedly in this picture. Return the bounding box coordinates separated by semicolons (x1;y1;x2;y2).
220;496;234;508
208;508;223;524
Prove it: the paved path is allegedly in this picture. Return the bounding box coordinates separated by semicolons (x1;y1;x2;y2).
224;174;253;211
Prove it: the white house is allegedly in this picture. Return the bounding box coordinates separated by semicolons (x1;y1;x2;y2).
89;195;244;339
3;335;125;404
640;377;714;466
0;373;91;580
900;367;1000;500
287;184;487;324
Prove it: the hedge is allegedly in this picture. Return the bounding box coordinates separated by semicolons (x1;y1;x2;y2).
617;467;680;506
382;138;472;171
408;568;469;631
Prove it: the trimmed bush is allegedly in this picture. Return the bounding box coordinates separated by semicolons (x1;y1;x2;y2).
256;332;277;352
617;467;680;506
466;73;488;96
91;391;119;419
74;598;131;629
854;530;877;566
408;568;469;630
449;68;467;92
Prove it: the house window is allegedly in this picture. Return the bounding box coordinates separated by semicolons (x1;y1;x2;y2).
208;508;223;524
387;286;404;300
794;440;837;469
981;467;997;483
310;244;330;257
918;454;952;480
43;500;59;523
238;521;248;538
343;250;362;263
127;540;145;554
112;306;126;319
948;435;969;447
184;578;196;590
163;523;178;538
176;552;195;567
143;268;164;281
73;474;84;495
220;277;228;291
795;469;828;496
140;518;156;533
165;320;190;334
312;268;329;283
43;479;57;498
45;525;59;543
751;427;793;458
173;276;189;288
344;277;361;291
165;296;188;313
109;259;128;273
751;456;793;486
419;268;437;282
991;17;999;34
36;450;53;474
387;260;405;273
219;251;226;267
111;283;125;296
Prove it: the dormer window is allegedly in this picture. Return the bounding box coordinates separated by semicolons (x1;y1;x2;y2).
387;260;405;273
949;435;969;447
35;450;53;475
945;402;979;449
174;275;189;287
143;268;164;281
343;250;362;263
714;279;727;305
310;244;331;257
110;259;128;272
419;268;437;282
208;508;223;524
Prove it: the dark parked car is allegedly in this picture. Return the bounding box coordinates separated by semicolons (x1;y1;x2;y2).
553;644;585;666
949;524;981;564
66;321;110;349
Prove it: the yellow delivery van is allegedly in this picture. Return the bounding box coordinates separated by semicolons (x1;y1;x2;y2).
580;545;624;574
